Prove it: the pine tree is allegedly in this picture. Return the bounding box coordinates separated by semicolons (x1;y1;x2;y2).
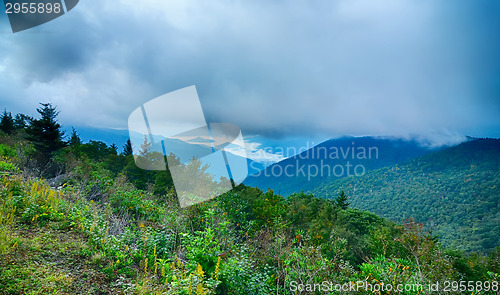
335;190;350;210
139;135;152;158
0;109;15;134
26;103;66;155
110;143;118;155
69;128;81;146
123;138;133;156
13;113;30;130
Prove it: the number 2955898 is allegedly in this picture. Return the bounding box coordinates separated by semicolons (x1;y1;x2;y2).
5;2;62;14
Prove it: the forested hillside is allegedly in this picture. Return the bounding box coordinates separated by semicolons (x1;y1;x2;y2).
244;137;437;196
314;138;500;253
0;106;499;294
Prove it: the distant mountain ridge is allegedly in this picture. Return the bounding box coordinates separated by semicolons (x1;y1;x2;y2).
313;138;500;252
67;126;130;147
244;136;441;195
188;137;214;143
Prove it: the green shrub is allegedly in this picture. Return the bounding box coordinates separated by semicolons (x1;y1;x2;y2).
0;144;16;158
110;190;160;221
0;161;19;173
358;255;421;294
219;248;275;295
21;203;65;225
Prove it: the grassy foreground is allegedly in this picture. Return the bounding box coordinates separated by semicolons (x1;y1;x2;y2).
0;141;499;294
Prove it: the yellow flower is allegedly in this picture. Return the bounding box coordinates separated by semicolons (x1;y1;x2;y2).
196;284;205;295
213;256;221;280
195;263;204;278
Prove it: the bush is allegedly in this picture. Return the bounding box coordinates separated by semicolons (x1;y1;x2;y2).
0;161;19;173
0;144;16;158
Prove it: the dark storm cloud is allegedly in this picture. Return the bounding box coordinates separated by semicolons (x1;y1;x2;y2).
0;0;499;144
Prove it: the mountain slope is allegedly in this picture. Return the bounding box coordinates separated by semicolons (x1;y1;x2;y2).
244;136;438;196
313;138;500;252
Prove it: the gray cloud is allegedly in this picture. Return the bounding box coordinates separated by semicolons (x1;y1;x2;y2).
0;0;499;145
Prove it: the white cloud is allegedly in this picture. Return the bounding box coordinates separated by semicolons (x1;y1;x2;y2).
0;0;498;145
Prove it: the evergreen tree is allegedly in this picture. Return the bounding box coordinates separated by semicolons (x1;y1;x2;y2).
69;128;82;146
123;138;133;156
110;143;118;155
80;141;116;161
139;135;152;158
335;190;350;210
26;103;66;155
0;109;15;134
13;113;30;130
136;135;165;170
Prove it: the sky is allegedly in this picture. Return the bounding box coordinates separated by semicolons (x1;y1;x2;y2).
1;0;499;152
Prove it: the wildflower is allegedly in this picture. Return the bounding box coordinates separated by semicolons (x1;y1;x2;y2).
196;263;204;278
154;245;158;274
213;256;221;280
188;277;193;294
196;284;204;295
